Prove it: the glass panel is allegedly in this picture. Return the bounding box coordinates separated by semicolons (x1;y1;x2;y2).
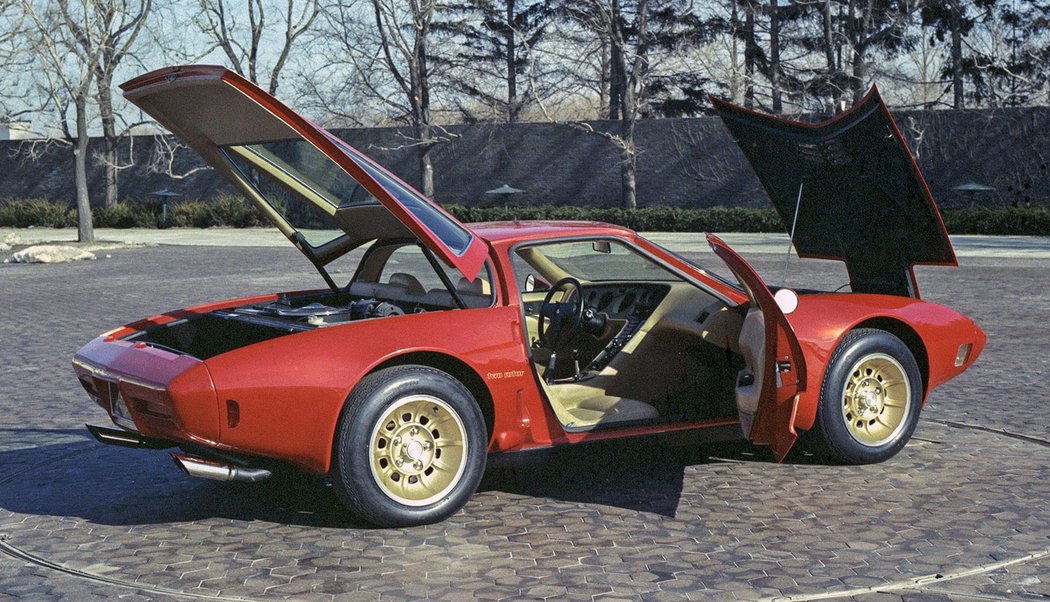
379;245;447;292
223;139;382;248
513;240;682;286
327;136;474;256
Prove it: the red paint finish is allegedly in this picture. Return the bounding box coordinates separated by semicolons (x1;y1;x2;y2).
708;235;807;461
786;294;985;433
71;223;986;475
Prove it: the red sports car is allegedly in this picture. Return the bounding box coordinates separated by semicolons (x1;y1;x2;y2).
74;66;985;527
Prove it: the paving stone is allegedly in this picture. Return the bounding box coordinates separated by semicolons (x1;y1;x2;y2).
0;245;1048;601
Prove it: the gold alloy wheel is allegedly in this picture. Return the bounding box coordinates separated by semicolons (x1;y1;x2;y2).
841;353;912;447
369;395;468;507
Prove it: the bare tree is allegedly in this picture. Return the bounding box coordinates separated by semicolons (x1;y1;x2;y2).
194;0;319;95
76;0;151;207
311;0;445;196
551;0;703;208
19;0;113;242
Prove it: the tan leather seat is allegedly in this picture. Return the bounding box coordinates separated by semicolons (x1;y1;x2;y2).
567;395;659;427
735;308;765;438
388;272;425;296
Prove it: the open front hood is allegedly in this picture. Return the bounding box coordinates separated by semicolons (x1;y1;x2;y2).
711;88;956;297
121;65;487;281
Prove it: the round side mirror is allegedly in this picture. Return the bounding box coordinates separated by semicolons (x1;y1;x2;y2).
774;288;799;315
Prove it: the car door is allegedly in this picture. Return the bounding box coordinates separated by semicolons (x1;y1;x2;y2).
120;65;488;281
707;234;807;461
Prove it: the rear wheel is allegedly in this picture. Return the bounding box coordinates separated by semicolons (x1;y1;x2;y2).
814;329;922;464
332;365;487;527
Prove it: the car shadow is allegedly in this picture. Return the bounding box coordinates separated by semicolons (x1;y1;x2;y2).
0;428;832;528
0;428;364;529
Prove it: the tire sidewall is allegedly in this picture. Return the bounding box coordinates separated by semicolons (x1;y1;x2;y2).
817;330;923;464
334;366;487;527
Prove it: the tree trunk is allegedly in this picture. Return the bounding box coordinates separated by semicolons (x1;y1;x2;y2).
822;0;838;110
97;69;119;207
851;41;867;103
506;0;518;122
74;94;94;243
730;0;741;103
607;0;623;120
620;146;637;209
951;0;964;109
608;42;623;120
744;0;756;109
770;0;781;113
620;107;637;210
419;123;434;198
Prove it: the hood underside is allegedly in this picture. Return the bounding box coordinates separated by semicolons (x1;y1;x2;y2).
711;88;957;297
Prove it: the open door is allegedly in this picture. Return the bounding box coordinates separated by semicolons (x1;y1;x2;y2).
707;234;806;461
121;65;488;281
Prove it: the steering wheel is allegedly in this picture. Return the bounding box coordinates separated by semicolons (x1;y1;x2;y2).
537;277;584;349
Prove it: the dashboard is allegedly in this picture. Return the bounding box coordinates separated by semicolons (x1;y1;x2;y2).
524;282;671;371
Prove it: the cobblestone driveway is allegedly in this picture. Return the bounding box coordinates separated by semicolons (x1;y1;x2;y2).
1;243;1047;601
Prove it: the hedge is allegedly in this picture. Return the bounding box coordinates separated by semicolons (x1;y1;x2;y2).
1;197;1048;235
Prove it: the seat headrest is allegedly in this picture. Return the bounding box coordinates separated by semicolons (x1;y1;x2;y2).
389;272;426;295
457;277;484;295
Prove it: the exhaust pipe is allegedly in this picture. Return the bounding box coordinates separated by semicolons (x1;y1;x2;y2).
87;424;174;449
170;452;272;483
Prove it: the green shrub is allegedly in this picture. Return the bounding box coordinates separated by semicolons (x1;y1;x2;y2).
167;200;213;228
208;194;267;227
94;202;162;228
3;197;1049;235
941;206;1050;235
445;204;786;233
0;198;76;227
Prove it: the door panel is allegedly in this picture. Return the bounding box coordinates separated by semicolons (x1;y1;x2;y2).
707;234;807;461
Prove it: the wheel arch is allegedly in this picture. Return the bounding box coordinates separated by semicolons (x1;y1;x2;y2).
850;317;930;399
367;352;496;438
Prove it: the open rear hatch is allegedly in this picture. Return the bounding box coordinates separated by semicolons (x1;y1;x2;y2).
711;88;956;297
120;65;487;282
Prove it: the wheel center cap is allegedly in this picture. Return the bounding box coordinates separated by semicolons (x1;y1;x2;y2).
405;440;424;460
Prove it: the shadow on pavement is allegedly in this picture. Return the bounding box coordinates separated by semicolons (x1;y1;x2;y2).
0;428;832;527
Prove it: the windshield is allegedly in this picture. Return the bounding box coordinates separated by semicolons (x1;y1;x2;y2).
513;239;682;286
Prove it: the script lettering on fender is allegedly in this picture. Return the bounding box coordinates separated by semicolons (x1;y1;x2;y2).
486;370;526;381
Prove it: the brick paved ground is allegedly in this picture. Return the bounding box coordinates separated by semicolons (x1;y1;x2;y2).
0;243;1047;601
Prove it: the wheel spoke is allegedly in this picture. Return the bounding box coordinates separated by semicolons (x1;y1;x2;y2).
841;351;912;447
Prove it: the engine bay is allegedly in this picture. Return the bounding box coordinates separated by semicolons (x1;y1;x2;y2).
123;291;419;360
233;296;407;327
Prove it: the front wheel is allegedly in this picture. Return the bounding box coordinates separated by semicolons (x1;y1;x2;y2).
814;329;922;464
332;365;487;527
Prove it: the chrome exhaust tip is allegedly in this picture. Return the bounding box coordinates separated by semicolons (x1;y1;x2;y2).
170;452;272;483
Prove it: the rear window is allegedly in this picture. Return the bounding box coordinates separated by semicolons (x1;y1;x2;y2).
328;136;474;256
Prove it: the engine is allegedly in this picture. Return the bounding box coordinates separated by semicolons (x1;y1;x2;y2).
237;297;406;326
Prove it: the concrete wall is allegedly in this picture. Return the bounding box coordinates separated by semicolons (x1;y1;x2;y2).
1;106;1046;208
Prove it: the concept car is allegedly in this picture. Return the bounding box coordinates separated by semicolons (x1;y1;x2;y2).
74;66;985;526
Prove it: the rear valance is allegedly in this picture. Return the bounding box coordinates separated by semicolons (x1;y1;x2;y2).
711;88;956;297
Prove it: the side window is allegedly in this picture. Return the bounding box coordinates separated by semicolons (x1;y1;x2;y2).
510;251;551;293
375;244;495;308
379;246;445;292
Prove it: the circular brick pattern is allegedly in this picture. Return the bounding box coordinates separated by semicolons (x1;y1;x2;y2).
1;244;1048;600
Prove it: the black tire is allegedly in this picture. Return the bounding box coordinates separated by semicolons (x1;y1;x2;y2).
331;365;487;527
813;329;922;464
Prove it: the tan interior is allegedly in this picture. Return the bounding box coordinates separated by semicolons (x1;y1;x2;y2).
734;308;765;438
525;283;745;432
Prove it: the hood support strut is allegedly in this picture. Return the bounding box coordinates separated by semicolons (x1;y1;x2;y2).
294;232;339;293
